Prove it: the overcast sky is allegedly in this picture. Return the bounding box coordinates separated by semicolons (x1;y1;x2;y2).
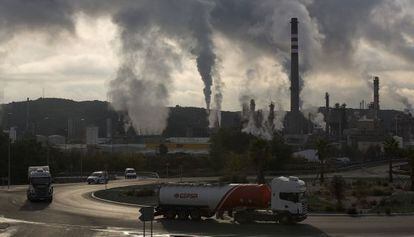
0;0;414;113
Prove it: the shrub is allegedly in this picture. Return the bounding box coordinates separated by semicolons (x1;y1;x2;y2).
123;188;155;197
371;188;386;196
385;208;391;216
369;200;378;206
347;207;358;215
325;206;335;212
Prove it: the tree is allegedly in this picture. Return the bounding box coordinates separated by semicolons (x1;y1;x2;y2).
406;149;414;191
249;138;270;184
209;128;252;171
330;175;346;210
383;137;399;183
159;143;168;156
269;133;292;170
316;138;329;183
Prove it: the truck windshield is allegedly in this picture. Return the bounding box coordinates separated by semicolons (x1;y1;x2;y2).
280;192;305;203
31;177;50;185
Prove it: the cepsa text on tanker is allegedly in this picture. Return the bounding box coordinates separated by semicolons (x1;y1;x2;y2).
174;193;198;199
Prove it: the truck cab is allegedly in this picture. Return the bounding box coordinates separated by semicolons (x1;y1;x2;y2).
27;166;53;202
270;176;307;223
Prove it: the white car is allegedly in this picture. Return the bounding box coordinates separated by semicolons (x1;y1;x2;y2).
125;168;137;179
87;171;109;184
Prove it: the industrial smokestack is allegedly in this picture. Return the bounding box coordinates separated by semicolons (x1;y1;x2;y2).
325;92;330;135
250;99;256;114
290;17;299;113
268;102;275;129
373;76;379;111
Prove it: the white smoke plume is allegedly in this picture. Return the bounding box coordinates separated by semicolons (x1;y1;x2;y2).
384;85;414;114
208;67;223;128
1;0;414;131
241;99;286;140
302;106;326;131
107;16;179;134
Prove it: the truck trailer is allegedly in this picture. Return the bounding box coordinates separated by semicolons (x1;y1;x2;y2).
154;176;307;224
27;166;53;202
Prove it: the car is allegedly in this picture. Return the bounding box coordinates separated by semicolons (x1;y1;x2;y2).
87;171;109;184
125;168;137;179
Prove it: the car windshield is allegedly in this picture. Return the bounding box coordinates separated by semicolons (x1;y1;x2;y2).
31;177;50;185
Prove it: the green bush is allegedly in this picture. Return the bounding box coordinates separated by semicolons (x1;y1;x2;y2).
123;188;155;197
371;188;391;196
324;206;335;212
347;207;358;215
385;208;391;215
219;175;248;183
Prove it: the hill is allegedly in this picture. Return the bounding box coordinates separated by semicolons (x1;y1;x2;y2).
0;98;241;140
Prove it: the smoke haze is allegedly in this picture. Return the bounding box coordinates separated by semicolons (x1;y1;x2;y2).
0;0;414;133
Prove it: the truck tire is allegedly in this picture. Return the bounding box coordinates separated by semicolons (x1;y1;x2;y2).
165;210;176;220
177;210;189;220
189;209;201;221
234;211;250;224
278;214;293;225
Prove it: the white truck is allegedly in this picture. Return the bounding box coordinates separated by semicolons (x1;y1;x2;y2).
27;166;53;202
155;176;307;224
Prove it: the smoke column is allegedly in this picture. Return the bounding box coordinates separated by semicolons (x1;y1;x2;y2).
190;1;222;127
108;7;181;135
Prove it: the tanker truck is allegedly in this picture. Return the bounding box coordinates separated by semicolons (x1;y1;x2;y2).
154;176;307;224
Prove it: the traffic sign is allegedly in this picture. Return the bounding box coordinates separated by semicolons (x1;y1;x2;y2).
139;206;154;222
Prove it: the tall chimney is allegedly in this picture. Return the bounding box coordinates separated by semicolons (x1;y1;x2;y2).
290;17;300;113
373;76;379;111
325;92;330;135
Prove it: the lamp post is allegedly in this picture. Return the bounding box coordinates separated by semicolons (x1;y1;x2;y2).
7;132;10;190
44;117;50;166
80;118;84;181
7;112;12;190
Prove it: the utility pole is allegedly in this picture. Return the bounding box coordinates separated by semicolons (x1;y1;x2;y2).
8;135;10;190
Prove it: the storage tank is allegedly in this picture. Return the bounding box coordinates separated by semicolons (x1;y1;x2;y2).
158;183;271;214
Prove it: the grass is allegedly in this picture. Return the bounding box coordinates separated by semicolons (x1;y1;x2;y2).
308;194;336;212
94;184;157;206
370;192;414;214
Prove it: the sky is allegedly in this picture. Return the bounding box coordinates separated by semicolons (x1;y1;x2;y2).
0;0;414;115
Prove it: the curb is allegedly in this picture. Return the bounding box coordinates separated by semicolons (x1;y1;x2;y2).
308;213;414;217
90;191;152;208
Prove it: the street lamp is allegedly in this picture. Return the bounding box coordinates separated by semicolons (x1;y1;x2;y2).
44;117;50;165
6;112;12;190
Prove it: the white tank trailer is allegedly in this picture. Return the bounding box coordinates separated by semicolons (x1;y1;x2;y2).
155;176;307;224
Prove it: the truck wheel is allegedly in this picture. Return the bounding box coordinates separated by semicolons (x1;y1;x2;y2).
279;215;293;225
178;210;189;220
190;210;201;221
234;212;250;224
165;210;176;220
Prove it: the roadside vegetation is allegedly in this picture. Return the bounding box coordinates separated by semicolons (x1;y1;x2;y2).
94;185;157;206
307;177;414;214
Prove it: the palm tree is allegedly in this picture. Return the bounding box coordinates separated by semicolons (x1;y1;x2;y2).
316;138;329;183
407;149;414;191
383;137;399;183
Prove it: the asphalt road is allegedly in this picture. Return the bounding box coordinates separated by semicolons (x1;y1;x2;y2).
1;179;414;237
